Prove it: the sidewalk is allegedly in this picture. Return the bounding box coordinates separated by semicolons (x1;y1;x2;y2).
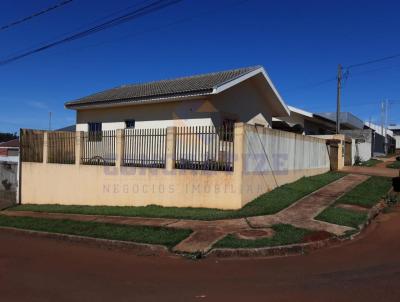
2;174;368;254
341;166;398;178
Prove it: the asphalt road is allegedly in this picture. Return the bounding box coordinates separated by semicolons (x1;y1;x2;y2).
1;207;400;302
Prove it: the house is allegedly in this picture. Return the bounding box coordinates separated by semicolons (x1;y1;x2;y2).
0;139;19;162
316;112;364;130
388;124;400;152
20;66;344;210
0;139;19;207
65;66;290;132
364;122;395;156
272;106;336;135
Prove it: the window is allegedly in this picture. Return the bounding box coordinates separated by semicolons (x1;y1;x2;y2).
88;122;102;141
125;120;135;129
222;119;235;142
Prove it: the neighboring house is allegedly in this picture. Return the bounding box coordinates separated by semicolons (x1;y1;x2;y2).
364;122;395;155
0;139;19;207
340;129;373;163
56;125;76;132
0;139;19;162
65;66;290;132
316;112;364;130
272;106;336;135
388;124;400;151
273;108;365;136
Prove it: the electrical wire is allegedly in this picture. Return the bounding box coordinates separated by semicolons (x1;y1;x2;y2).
0;0;73;31
0;0;183;66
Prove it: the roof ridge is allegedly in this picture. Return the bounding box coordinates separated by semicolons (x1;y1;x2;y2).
115;65;262;90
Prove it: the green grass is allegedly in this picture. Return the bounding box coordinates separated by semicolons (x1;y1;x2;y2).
214;224;312;248
387;161;400;169
11;172;345;221
0;215;191;248
316;176;391;228
316;207;367;228
335;176;392;208
358;159;383;167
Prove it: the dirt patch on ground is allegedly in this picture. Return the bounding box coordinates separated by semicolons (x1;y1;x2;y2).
302;230;332;243
335;203;369;212
234;228;275;240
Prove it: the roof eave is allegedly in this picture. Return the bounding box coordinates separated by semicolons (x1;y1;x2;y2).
65;91;213;110
213;67;290;117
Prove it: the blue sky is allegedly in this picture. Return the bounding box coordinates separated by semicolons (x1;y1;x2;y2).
1;0;400;133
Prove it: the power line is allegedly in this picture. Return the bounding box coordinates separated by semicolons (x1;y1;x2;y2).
0;0;183;66
51;0;253;56
346;53;400;69
0;0;74;31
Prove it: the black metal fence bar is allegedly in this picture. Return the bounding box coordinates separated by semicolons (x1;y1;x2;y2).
123;128;166;168
175;125;234;171
81;130;116;166
20;130;44;163
47;131;76;164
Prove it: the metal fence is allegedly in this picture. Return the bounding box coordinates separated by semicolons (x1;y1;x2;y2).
123;128;166;168
20;130;44;163
175;126;234;171
47;132;75;164
81;130;116;166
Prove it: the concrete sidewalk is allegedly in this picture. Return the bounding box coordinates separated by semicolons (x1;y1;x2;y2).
341;155;399;178
2;174;368;254
341;166;398;178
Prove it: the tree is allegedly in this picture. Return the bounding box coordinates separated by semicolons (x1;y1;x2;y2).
0;132;18;143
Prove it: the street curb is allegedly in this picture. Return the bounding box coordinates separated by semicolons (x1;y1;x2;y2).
1;189;395;259
0;226;169;256
207;194;392;259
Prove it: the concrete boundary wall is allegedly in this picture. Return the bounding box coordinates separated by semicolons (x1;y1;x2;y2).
21;124;333;209
241;125;330;205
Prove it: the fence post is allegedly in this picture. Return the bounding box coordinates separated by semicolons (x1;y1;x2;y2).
234;123;245;175
166;127;176;171
43;131;48;164
75;131;83;166
116;129;124;167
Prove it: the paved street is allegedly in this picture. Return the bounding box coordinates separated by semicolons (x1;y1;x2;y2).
1;206;400;302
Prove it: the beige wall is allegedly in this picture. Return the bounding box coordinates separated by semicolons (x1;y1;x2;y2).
22;164;243;209
21;124;336;210
210;78;273;127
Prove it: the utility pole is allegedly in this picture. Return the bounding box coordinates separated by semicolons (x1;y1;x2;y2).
336;64;342;134
385;99;389;153
49;111;52;131
381;101;385;136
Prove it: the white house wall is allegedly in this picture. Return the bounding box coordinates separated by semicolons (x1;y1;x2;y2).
351;139;372;164
395;135;400;149
76;118;214;132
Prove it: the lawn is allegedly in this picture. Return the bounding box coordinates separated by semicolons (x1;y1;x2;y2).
316;176;391;228
214;224;312;248
358;159;383;167
334;176;392;208
0;215;191;248
315;207;367;228
387;161;400;169
11;172;345;220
